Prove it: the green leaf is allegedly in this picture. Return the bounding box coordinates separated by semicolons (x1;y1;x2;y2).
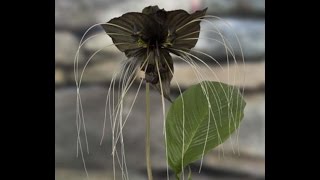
166;81;246;175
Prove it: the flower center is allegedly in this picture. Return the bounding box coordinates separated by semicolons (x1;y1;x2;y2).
134;29;176;50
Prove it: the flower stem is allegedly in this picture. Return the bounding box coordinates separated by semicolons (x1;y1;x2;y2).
146;82;153;180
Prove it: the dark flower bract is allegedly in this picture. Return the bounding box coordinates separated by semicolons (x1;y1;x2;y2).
101;6;207;101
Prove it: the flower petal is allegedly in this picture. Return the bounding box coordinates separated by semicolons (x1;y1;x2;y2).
167;8;207;51
101;12;156;56
142;5;161;15
140;49;173;102
153;49;174;102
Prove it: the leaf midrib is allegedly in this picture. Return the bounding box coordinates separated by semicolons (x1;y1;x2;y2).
179;109;209;167
176;102;231;168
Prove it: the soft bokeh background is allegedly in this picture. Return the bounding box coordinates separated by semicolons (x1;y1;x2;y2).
55;0;265;179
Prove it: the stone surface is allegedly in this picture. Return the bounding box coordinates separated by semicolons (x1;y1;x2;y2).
196;18;265;60
234;93;265;157
204;0;265;16
56;85;264;178
202;155;265;178
55;0;191;31
201;93;265;177
64;58;264;88
82;33;123;55
55;168;145;180
55;68;66;85
55;0;98;31
66;56;125;84
55;31;84;66
170;61;265;89
55;0;264;32
55;168;263;180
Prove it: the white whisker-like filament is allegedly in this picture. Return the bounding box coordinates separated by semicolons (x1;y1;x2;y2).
115;54;151;179
111;54;151;153
111;75;144;149
175;15;206;32
78;43;131;88
155;56;169;179
175;17;240;141
108;59;136;142
171;16;245;153
170;48;226;110
174;54;224;170
76;43;132;159
74;22;131;88
75;42;132;154
176;18;240;145
190;48;225;70
202;18;236;154
163;55;184;180
178;37;235;59
73;20;137;180
204;15;246;155
176;30;201;40
105;53;151;180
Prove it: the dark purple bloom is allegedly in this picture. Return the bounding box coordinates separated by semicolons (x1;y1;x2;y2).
101;6;207;101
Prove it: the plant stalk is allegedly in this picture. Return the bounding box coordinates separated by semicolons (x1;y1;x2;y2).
146;82;153;180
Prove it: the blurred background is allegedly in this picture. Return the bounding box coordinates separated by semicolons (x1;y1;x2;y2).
55;0;265;179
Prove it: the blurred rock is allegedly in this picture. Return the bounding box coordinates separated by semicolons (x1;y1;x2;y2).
56;86;264;177
82;33;122;55
201;93;265;177
56;0;191;32
196;18;265;60
202;155;265;178
66;57;124;84
95;0;191;25
55;86;110;169
56;167;264;180
55;0;265;33
55;0;97;31
204;0;265;16
236;93;265;157
169;61;264;90
55;68;66;85
55;168;145;180
55;31;84;66
68;59;264;89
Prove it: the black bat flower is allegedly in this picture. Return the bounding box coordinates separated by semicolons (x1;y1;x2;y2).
101;6;207;101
